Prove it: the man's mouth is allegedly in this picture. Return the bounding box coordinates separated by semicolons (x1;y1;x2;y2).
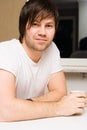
36;38;47;42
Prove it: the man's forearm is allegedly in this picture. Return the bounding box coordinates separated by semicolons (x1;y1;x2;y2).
0;92;86;122
32;90;66;102
0;98;58;122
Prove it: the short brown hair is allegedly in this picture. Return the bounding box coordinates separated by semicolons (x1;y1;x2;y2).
19;0;59;43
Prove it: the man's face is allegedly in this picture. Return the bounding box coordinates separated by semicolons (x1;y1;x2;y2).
23;17;55;52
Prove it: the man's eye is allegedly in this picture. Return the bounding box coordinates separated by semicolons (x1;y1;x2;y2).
32;23;39;26
46;25;53;28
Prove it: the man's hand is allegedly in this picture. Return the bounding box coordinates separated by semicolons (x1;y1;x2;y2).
56;91;86;116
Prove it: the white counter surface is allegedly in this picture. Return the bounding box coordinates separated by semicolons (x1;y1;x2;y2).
61;58;87;73
0;108;87;130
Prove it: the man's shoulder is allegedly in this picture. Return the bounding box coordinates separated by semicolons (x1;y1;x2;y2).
0;39;20;57
0;39;19;46
0;39;21;52
46;41;59;53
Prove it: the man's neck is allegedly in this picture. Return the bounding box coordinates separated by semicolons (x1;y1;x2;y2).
22;43;42;63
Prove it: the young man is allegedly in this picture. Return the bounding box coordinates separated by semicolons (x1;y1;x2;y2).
0;0;86;122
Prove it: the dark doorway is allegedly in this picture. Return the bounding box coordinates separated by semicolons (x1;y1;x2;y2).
53;19;73;58
53;2;78;58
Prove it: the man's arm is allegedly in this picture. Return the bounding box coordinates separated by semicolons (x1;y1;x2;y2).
32;71;67;101
0;69;86;122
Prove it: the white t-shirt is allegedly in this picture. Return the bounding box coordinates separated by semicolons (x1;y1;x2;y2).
0;39;63;99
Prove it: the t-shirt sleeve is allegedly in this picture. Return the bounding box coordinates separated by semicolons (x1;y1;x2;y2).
0;45;17;76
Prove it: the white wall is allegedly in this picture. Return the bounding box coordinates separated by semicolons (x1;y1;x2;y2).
65;73;87;93
61;59;87;93
79;2;87;40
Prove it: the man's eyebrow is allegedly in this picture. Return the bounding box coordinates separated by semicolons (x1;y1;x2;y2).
46;21;55;24
47;22;54;24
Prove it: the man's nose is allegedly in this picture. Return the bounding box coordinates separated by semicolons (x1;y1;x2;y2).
38;26;46;36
